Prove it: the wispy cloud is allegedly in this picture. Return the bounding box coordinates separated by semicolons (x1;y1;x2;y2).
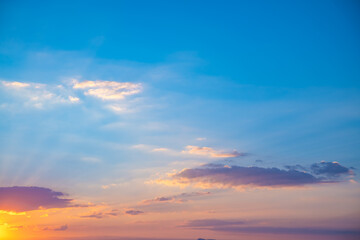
80;156;102;163
182;145;245;158
80;209;120;219
72;80;142;100
141;192;210;205
1;80;79;109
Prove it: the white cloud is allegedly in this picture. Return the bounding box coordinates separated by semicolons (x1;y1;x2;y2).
1;80;80;109
72;80;142;100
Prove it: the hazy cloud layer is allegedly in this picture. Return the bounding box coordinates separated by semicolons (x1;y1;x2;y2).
1;80;79;108
185;219;360;236
0;186;73;212
159;162;353;189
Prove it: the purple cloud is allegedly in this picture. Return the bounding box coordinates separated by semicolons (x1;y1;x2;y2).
168;161;354;189
310;161;353;177
125;210;144;215
0;186;73;212
44;224;68;231
173;165;322;188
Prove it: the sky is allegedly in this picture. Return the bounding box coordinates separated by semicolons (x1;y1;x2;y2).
0;0;359;239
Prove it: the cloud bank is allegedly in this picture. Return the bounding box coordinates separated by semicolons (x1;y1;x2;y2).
157;162;353;189
0;186;73;212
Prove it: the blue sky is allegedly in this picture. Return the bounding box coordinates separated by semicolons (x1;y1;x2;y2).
0;1;359;240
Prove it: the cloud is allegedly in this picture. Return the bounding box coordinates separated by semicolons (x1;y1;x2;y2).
184;219;360;236
44;224;68;231
1;80;79;108
0;186;73;212
184;219;246;227
80;156;102;163
151;148;170;152
156;161;357;189
157;161;355;189
2;81;30;88
54;225;68;231
125;210;144;215
72;80;142;100
59;237;190;240
80;209;120;219
310;161;354;177
207;226;360;236
196;137;207;141
141;192;210;205
182;145;245;158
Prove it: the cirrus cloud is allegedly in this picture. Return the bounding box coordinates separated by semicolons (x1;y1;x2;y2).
1;80;79;109
182;145;245;158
